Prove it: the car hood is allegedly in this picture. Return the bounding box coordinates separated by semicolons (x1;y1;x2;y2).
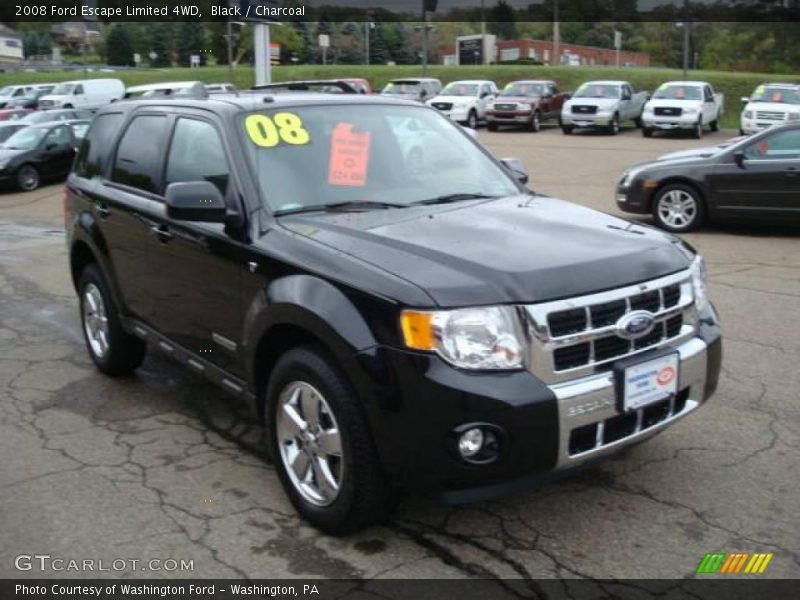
646;97;703;108
429;95;476;103
382;92;419;100
744;100;800;114
0;147;31;162
277;195;692;307
566;97;620;108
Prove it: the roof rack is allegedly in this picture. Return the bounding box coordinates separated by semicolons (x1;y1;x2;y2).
249;80;359;94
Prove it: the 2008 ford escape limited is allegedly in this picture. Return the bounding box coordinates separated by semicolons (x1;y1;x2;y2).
66;93;722;533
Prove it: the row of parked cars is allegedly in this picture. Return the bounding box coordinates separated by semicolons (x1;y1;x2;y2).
381;76;798;141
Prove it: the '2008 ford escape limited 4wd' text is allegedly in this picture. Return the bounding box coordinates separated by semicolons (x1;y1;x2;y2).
66;93;722;533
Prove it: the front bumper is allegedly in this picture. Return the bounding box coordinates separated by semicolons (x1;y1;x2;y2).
739;116;787;134
486;111;532;125
642;115;699;130
616;182;652;214
433;106;471;122
562;113;614;127
357;310;722;499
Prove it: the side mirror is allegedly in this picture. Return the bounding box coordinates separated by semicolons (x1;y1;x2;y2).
733;151;746;168
500;157;529;185
480;91;490;99
165;181;227;223
741;96;750;104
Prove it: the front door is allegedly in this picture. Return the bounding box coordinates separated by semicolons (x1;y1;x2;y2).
40;124;76;177
709;127;800;216
145;116;245;375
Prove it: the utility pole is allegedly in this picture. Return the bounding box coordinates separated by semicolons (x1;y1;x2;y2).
365;21;370;66
226;18;234;82
422;7;428;74
480;0;485;65
553;0;560;66
682;0;690;79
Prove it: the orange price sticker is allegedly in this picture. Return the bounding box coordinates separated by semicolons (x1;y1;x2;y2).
328;123;371;187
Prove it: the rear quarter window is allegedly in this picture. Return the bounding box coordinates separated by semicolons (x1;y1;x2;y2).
74;113;124;179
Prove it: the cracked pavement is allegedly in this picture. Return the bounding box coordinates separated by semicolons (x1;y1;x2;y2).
1;127;798;581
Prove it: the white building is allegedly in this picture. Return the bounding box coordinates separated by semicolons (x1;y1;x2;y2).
0;24;23;67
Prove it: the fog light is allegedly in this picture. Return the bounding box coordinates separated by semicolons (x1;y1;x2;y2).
458;428;484;458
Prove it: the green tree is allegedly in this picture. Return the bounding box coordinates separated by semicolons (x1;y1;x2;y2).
176;21;207;67
149;23;172;67
368;22;391;65
105;24;134;67
488;1;517;40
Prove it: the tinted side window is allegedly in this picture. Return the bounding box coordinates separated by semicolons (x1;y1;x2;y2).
45;126;71;147
112;115;168;194
74;84;84;95
74;113;124;178
165;118;230;195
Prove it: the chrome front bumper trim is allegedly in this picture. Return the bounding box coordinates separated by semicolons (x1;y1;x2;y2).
549;336;708;469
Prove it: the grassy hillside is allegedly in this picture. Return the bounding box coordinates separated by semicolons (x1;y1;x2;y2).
4;64;799;129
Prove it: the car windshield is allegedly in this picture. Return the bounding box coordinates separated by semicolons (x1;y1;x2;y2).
382;82;420;94
750;85;800;105
500;82;544;97
240;104;519;214
440;83;479;96
52;83;76;95
653;85;702;100
2;127;47;150
574;84;620;99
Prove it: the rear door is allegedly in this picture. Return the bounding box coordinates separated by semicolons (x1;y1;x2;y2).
144;114;245;374
100;112;171;319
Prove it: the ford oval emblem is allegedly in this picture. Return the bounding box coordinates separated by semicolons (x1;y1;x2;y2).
616;311;656;340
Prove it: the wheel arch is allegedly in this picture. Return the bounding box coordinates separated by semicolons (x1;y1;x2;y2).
647;177;707;213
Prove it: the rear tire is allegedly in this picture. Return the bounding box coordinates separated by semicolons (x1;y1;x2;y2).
710;118;719;132
266;345;395;534
78;264;146;376
634;116;643;128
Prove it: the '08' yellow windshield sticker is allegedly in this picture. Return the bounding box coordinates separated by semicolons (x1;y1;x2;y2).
245;112;310;148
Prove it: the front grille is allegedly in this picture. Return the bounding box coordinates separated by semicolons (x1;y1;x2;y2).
654;106;682;117
493;103;517;111
572;105;598;114
432;102;453;111
568;388;691;456
524;272;696;383
755;110;785;121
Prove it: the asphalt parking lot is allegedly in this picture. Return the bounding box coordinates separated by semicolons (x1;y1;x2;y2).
1;124;798;581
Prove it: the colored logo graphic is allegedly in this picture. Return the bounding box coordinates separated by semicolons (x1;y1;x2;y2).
696;552;773;574
656;366;676;386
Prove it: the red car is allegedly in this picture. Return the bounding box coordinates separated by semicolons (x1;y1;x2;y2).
0;108;32;121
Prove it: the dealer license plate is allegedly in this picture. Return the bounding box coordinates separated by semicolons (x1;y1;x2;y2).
622;353;679;411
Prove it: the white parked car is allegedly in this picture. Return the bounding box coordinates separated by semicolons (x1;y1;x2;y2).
124;81;206;98
426;80;498;129
561;80;649;135
740;83;800;135
38;79;125;111
0;84;35;109
641;81;724;138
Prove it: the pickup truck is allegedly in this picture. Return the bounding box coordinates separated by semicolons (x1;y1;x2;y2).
739;83;800;135
485;80;570;132
561;80;649;135
427;79;499;129
66;93;722;534
642;81;724;138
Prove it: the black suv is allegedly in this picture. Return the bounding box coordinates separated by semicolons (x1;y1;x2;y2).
66;93;722;533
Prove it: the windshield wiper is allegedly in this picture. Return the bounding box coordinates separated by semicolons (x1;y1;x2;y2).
412;193;500;206
274;200;408;216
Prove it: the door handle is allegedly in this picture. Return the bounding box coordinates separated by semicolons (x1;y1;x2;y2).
150;225;173;242
785;168;798;177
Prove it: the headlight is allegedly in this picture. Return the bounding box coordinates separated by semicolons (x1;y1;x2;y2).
744;110;754;119
643;105;653;114
690;256;709;313
564;104;572;113
401;306;525;370
619;170;633;187
788;113;800;121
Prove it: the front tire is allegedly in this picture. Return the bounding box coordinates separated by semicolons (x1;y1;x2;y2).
652;184;706;233
487;122;498;132
710;118;719;132
466;110;478;129
692;119;704;139
642;127;653;138
529;111;541;132
266;345;394;534
16;164;40;191
561;124;573;135
608;113;620;135
78;264;146;376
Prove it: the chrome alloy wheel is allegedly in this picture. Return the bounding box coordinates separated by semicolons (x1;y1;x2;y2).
657;189;698;229
82;283;110;358
276;381;343;506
